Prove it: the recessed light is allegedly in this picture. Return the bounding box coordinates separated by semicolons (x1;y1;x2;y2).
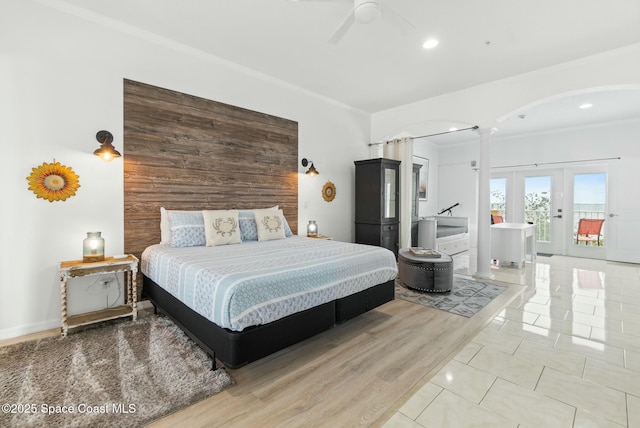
579;103;593;109
422;38;439;49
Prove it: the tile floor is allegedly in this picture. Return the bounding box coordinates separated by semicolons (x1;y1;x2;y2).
383;252;640;428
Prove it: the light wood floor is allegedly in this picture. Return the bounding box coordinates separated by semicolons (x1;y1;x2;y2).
146;280;524;428
0;279;523;427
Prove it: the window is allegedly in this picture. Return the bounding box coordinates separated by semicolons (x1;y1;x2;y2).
490;178;507;221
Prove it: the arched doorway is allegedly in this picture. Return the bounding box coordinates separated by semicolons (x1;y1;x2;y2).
492;86;640;262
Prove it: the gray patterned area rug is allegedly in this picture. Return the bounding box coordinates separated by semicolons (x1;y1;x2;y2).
395;276;507;317
0;315;234;428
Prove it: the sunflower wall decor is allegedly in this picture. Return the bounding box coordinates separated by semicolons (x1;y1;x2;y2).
322;181;336;202
26;161;80;202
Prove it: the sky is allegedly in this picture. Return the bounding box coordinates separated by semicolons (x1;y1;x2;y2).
491;173;606;206
573;173;606;205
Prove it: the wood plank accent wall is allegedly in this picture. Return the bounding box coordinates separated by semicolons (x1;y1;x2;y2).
123;79;298;261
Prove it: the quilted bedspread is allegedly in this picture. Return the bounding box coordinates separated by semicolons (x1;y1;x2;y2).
142;237;398;331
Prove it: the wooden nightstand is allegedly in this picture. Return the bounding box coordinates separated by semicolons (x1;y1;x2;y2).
58;255;139;337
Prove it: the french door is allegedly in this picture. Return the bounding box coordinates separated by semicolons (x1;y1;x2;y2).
518;170;564;255
565;167;607;259
491;167;611;259
493;167;617;260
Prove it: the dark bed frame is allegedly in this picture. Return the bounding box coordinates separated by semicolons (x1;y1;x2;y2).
144;276;395;369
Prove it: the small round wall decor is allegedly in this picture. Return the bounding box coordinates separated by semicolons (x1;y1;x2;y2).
26;161;80;202
322;181;336;202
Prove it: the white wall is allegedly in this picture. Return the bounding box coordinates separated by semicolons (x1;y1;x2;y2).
437;142;478;217
0;0;371;339
413;141;440;217
490;120;640;168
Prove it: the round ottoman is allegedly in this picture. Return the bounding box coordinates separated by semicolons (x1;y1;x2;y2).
398;248;453;293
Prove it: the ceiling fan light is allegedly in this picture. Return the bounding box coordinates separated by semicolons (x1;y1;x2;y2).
422;38;439;49
354;0;381;24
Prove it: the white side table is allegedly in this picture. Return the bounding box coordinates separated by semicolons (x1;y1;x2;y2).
58;255;138;337
490;223;537;268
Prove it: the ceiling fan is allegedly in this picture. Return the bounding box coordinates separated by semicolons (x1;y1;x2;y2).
293;0;415;44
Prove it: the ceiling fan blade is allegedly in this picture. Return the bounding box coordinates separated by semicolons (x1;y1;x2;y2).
382;5;415;33
328;9;355;44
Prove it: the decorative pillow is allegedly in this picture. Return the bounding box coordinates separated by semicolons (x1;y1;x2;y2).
160;207;170;244
161;207;207;245
254;209;287;241
202;210;242;246
167;211;205;247
238;206;293;241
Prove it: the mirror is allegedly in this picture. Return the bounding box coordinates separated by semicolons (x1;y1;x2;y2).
384;168;396;218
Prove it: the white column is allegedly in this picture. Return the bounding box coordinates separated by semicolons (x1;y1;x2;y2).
474;128;494;279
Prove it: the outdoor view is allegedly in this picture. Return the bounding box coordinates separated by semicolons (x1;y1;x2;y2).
490;173;607;245
524;176;551;242
490;178;507;221
573;173;607;246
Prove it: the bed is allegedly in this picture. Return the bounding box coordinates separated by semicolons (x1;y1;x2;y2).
418;216;470;255
141;209;397;368
123;80;397;369
434;216;469;255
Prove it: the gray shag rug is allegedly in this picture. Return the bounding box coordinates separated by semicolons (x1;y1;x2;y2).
0;315;234;428
395;276;507;317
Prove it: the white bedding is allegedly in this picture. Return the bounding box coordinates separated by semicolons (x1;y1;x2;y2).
142;237;398;331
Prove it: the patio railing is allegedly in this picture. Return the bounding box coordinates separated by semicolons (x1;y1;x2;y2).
525;210;549;242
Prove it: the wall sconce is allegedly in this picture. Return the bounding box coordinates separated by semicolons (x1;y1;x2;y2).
83;231;105;263
307;220;318;237
301;158;319;176
93;130;121;162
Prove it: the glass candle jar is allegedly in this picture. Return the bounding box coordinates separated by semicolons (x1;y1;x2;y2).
307;220;318;237
83;231;105;263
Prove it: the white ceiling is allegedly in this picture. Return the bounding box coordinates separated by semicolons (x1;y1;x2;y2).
403;88;640;145
57;0;640;138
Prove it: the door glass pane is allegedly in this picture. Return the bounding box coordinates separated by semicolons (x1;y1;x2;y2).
525;176;551;242
384;168;396;218
490;178;507;221
573;173;606;247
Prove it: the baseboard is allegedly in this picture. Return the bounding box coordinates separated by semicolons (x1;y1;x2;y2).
0;319;60;341
0;301;154;341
